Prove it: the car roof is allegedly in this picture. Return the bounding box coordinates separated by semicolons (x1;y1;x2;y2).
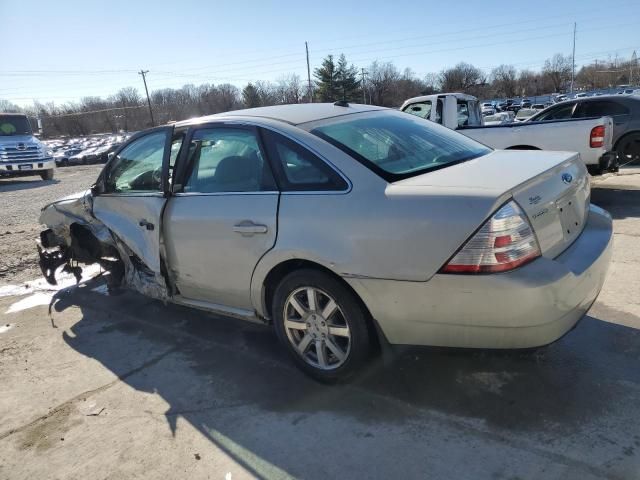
174;103;385;128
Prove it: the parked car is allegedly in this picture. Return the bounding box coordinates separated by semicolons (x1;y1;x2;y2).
520;99;532;108
400;93;617;174
514;108;538;122
575;93;588;98
481;106;496;116
483;112;512;125
531;104;546;110
54;147;83;166
0;113;55;180
528;95;640;166
38;103;613;381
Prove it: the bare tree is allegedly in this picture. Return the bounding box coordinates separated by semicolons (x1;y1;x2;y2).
543;54;573;92
440;63;486;94
490;65;518;97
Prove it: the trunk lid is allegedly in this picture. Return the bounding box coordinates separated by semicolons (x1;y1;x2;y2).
394;149;590;258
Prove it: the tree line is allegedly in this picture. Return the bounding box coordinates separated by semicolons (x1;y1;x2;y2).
0;52;636;138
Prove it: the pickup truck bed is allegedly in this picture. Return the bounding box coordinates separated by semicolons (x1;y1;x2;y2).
459;116;616;172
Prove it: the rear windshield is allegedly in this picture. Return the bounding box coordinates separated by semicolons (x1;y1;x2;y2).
0;115;32;136
310;111;491;181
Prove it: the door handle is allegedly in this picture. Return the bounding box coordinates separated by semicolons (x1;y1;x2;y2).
233;221;268;236
139;219;155;231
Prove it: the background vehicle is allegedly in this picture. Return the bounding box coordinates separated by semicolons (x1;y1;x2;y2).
483;112;512;125
531;103;546;110
528;95;640;165
38;103;612;381
54;147;83;166
0;113;55;180
401;93;617;174
520;99;532;108
514;108;538;122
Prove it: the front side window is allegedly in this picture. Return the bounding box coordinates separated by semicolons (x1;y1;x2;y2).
310;110;491;182
105;131;167;193
262;129;347;191
184;128;273;193
403;101;432;120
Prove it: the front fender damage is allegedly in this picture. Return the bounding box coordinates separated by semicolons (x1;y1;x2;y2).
37;190;168;300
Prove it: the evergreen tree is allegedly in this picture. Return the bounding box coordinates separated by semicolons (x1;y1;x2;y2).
335;54;360;102
242;83;261;108
313;55;339;102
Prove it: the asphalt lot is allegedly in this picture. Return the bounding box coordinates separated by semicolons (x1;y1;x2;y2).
0;166;639;479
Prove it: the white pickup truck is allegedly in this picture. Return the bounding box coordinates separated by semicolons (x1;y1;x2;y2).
0;113;55;181
400;93;618;175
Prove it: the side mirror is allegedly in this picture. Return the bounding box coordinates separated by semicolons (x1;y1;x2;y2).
107;152;115;162
91;172;107;196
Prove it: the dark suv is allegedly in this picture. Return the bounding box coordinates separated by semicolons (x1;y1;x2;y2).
529;96;640;170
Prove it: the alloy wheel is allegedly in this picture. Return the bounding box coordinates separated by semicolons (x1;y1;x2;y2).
283;287;351;370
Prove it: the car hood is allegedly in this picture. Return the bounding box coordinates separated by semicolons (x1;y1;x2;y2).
0;134;42;147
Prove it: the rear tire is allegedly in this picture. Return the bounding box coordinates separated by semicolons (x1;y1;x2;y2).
616;133;640;166
40;169;54;180
272;269;372;382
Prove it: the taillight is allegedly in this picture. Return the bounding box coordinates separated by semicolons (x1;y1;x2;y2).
441;201;541;274
590;125;605;148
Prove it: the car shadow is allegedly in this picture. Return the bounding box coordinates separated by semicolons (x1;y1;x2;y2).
48;279;640;478
0;177;60;192
591;183;640;220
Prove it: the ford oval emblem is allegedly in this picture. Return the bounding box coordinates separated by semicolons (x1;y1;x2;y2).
562;173;573;184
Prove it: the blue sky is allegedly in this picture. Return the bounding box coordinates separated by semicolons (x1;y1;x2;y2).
1;0;638;106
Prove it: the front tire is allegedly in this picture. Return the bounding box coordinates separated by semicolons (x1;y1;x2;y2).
272;269;372;382
40;169;54;180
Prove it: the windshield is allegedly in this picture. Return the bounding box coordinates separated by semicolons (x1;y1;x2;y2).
310;111;491;182
0;115;32;136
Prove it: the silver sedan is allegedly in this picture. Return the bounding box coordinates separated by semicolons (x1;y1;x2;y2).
38;103;613;381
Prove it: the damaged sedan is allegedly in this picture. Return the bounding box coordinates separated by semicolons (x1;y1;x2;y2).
38;103;613;381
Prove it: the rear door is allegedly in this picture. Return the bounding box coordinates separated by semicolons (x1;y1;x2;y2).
162;123;279;310
573;100;632;140
93;126;174;274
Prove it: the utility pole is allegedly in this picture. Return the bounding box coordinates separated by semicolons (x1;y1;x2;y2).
631;50;637;86
305;42;313;103
360;68;368;104
570;22;576;93
138;69;155;126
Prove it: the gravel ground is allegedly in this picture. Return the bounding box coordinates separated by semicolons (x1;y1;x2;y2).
0;165;102;284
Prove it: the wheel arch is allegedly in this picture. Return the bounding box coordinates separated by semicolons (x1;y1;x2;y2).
613;130;640;151
258;258;383;350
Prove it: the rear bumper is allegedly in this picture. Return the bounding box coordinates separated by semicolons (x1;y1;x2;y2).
347;204;613;349
0;158;55;174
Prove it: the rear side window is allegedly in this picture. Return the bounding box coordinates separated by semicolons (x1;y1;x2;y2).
403;101;432;120
533;102;576;121
183;128;275;193
573;101;630;118
262;129;347;191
